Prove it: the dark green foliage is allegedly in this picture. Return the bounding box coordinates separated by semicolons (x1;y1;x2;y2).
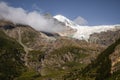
63;38;120;80
0;30;26;80
83;38;120;80
107;70;120;80
15;69;41;80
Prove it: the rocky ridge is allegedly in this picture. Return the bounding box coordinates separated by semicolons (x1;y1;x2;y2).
0;20;120;80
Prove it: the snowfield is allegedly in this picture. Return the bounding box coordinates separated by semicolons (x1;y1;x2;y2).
54;15;119;40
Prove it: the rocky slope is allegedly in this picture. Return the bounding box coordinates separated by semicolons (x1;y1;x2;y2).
63;38;120;80
0;29;26;80
0;20;53;50
89;28;120;46
0;20;120;80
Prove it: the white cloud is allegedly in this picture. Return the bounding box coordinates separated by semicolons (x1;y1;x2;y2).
74;16;88;25
0;2;64;32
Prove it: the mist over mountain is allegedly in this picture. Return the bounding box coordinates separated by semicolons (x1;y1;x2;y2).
0;2;65;33
0;2;120;41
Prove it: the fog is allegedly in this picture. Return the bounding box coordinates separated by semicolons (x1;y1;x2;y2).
0;2;64;33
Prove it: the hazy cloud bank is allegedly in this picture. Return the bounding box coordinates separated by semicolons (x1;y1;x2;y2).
0;2;64;32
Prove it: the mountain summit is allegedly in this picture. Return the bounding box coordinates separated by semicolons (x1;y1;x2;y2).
54;15;79;28
0;18;120;80
54;14;120;40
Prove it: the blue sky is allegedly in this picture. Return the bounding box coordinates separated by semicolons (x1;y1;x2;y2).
0;0;120;25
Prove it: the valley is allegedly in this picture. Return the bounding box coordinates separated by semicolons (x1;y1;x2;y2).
0;19;120;80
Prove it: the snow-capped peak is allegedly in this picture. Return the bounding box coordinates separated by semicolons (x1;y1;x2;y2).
54;14;79;28
54;14;120;40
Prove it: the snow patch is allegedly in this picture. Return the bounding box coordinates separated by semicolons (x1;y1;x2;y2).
54;15;119;40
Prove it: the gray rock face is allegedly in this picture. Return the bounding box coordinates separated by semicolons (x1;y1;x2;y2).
1;20;120;80
89;27;120;46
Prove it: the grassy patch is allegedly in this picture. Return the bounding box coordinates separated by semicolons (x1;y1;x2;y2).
16;69;41;80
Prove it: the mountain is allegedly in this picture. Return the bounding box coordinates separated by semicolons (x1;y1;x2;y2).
54;15;120;40
43;14;77;37
0;20;105;80
63;38;120;80
0;29;26;80
54;15;79;28
89;28;120;46
0;16;120;80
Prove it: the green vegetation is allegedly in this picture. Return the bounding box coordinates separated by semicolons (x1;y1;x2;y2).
15;69;41;80
0;30;26;80
1;23;120;80
63;38;120;80
107;70;120;80
38;46;89;79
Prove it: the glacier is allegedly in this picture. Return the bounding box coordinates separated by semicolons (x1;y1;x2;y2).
54;14;120;40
